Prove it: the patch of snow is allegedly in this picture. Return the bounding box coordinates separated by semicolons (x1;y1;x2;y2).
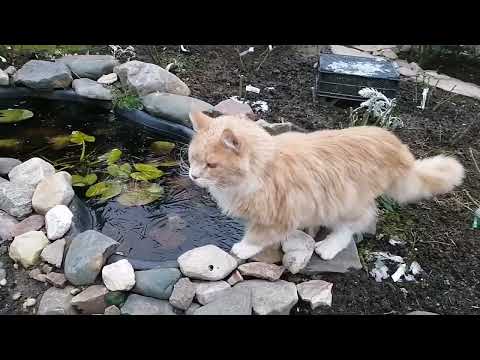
409;261;423;275
391;263;407;282
372;251;404;263
251;100;269;112
327;60;389;77
240;47;255;57
246;85;260;94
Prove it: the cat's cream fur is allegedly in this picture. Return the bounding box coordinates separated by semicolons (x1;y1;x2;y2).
188;112;465;260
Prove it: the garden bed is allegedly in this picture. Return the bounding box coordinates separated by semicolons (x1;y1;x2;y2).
1;45;479;315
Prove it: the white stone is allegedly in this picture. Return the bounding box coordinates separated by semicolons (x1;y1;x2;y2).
420;70;480;100
40;238;65;268
32;171;74;215
8;157;55;187
234;280;298;315
296;280;333;309
281;230;315;274
194;281;231;305
102;259;135;291
379;48;398;60
45;205;73;240
9;231;50;268
97;73;118;85
226;270;244;286
0;279;6;286
178;245;237;281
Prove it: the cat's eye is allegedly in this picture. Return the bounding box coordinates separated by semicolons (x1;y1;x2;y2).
206;162;218;169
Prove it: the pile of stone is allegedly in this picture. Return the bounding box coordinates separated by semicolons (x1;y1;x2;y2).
1;55;296;132
1;156;364;315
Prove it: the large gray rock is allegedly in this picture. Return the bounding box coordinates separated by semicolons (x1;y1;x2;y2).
72;78;113;100
300;240;362;275
194;281;231;305
9;231;50;268
238;262;285;281
234;280;298;315
14;60;72;90
142;92;213;127
40;238;65;268
37;286;78;315
0;210;18;243
32;171;74;215
71;285;109;314
0;69;8;86
178;245;237;281
114;60;190;96
132;268;181;299
194;287;252;315
169;277;196;310
121;294;176;315
11;214;44;238
8;157;55;188
282;230;315;274
64;230;119;286
0;158;21;176
0;181;34;218
57;55;119;80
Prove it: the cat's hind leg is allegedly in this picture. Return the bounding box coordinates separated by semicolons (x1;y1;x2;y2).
231;224;287;260
315;205;377;260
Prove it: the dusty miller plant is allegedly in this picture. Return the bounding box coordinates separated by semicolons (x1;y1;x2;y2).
109;45;136;63
349;88;403;129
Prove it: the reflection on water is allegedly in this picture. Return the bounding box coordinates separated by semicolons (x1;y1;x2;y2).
0;98;243;263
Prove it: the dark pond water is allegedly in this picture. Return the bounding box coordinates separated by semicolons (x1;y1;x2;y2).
0;98;243;267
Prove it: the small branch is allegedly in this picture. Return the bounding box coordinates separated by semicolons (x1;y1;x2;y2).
469;148;480;176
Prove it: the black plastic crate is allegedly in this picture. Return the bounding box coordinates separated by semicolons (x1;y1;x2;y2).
315;53;400;101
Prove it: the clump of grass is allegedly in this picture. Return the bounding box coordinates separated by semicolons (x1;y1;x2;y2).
112;88;143;111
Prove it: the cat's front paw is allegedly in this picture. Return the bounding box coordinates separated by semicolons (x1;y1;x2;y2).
315;240;340;260
231;242;263;260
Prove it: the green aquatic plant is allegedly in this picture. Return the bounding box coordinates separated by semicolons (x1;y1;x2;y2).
48;135;71;150
107;163;132;178
150;141;175;155
0;138;21;149
130;163;164;181
69;131;95;162
98;148;122;165
0;109;34;124
71;174;98;187
117;182;164;207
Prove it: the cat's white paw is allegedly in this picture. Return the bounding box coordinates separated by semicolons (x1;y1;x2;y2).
315;240;340;260
231;242;263;260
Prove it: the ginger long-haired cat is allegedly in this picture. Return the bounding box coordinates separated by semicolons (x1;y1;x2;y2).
188;112;464;260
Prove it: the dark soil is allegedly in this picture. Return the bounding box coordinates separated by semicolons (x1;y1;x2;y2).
2;45;480;315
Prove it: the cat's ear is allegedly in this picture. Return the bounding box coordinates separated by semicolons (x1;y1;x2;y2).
189;111;212;132
221;128;241;153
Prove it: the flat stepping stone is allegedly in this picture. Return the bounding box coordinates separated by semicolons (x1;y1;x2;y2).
300;240;362;275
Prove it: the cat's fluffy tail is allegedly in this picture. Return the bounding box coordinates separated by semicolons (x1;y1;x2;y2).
387;155;464;204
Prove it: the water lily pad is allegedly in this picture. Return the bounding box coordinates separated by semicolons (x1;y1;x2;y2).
48;135;71;150
99;148;122;165
107;163;132;178
0;138;21;149
99;182;123;201
117;183;164;207
158;160;180;167
72;173;97;187
130;163;164;181
70;131;95;144
85;181;109;197
150;141;175;155
0;109;34;124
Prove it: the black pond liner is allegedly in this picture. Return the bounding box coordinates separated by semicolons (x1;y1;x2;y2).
0;87;243;270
